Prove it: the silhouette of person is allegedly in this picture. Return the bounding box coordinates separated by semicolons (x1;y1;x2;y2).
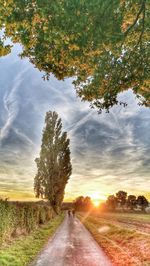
72;209;75;217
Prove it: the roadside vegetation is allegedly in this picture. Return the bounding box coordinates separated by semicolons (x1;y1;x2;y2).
78;212;150;266
0;213;64;266
0;199;55;246
0;111;71;265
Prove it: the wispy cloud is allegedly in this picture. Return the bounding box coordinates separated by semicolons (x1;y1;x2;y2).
0;44;150;200
0;67;29;143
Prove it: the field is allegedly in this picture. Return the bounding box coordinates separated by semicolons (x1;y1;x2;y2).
78;212;150;266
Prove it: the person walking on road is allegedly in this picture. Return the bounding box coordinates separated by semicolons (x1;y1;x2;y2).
72;209;75;217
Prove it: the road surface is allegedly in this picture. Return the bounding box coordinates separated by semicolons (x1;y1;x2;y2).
31;214;112;266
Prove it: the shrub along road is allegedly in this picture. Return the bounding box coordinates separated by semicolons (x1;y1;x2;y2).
31;213;111;266
0;214;64;266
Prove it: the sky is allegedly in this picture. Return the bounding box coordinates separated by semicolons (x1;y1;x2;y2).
0;44;150;202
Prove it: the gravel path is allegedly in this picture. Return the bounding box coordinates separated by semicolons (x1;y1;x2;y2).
31;214;112;266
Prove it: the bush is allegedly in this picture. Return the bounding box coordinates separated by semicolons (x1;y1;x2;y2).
0;199;54;245
0;199;15;244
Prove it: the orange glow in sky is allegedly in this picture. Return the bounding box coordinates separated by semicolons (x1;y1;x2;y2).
93;200;100;207
88;191;106;206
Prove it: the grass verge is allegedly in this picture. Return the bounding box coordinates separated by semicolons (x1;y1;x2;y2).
0;213;64;266
78;213;150;266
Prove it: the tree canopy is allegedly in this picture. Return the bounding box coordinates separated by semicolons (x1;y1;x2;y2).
74;196;93;211
0;0;149;111
106;191;149;211
34;111;72;213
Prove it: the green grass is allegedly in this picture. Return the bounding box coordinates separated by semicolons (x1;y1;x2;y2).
0;213;64;266
78;213;150;266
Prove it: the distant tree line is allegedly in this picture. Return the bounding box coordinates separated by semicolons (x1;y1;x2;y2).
74;196;93;211
105;191;149;212
74;191;149;213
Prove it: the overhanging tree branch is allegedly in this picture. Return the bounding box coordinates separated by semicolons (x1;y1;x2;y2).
124;0;146;37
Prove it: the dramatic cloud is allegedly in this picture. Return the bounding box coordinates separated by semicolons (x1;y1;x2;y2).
0;44;150;200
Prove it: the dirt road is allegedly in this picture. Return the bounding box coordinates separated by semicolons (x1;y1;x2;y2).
31;214;112;266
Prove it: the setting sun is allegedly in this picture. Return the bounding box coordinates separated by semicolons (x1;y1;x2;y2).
87;191;107;207
93;200;100;207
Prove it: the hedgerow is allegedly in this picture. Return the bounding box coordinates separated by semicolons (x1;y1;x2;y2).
0;199;54;245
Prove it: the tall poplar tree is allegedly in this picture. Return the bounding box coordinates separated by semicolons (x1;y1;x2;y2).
34;111;72;213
